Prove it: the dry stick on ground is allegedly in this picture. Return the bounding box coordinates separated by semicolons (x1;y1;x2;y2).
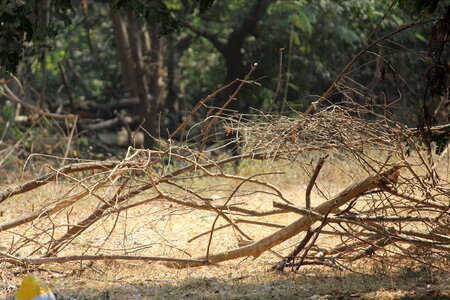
327;232;385;257
205;173;273;260
0;171;119;232
294;209;332;271
188;225;358;243
165;180;263;245
273;229;315;271
273;202;435;224
305;155;328;209
0;164;130;232
0;161;127;204
61;115;78;167
334;217;450;254
11;171;127;255
348;237;395;261
0;252;211;267
165;165;402;268
156;174;286;260
274;155;327;271
342;226;450;264
0;151;282;232
188;220;285;243
164;182;289;258
57;174;134;256
375;183;448;211
399;229;450;245
109;192;288;220
160;151;293;204
270;203;397;267
43;151;287;256
275;201;450;251
45;170;136;256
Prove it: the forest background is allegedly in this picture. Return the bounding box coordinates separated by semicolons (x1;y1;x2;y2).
0;0;447;165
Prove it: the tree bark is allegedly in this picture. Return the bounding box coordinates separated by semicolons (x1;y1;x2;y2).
111;9;137;96
147;24;163;142
165;36;192;134
222;45;248;112
125;8;155;148
37;0;50;109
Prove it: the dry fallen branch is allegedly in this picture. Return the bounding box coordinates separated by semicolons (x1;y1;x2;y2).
0;106;447;274
1;84;77;120
1;38;449;275
0;161;126;204
0;251;211;267
165;166;401;268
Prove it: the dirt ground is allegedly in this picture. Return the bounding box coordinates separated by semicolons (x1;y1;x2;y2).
1;259;449;299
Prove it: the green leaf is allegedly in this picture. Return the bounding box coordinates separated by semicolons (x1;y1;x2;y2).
414;32;427;42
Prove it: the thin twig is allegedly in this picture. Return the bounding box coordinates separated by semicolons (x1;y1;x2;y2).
305;155;328;209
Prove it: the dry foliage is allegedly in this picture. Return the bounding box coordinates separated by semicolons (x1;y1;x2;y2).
0;99;448;276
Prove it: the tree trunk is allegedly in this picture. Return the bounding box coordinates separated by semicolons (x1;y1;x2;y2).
194;0;274;113
111;9;137;96
147;24;164;143
165;36;192;134
126;9;155;148
37;0;50;109
222;44;248;112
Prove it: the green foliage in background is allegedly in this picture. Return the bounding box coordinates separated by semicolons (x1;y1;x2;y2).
0;1;34;74
0;0;74;74
0;0;447;157
0;0;216;74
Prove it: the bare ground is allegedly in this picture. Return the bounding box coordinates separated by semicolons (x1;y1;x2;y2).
1;186;449;300
1;257;449;299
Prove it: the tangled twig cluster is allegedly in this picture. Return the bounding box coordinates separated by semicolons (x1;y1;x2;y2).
0;103;448;273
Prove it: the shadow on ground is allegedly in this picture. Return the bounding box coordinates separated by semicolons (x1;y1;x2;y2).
4;264;449;300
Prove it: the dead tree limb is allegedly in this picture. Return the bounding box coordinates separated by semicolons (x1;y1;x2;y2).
0;251;211;266
305;155;328;209
165;165;402;268
0;161;125;204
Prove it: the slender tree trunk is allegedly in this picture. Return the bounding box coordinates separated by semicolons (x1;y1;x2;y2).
146;24;163;144
111;9;137;96
222;45;248;112
126;9;155;148
165;36;192;134
194;0;274;113
165;38;179;133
